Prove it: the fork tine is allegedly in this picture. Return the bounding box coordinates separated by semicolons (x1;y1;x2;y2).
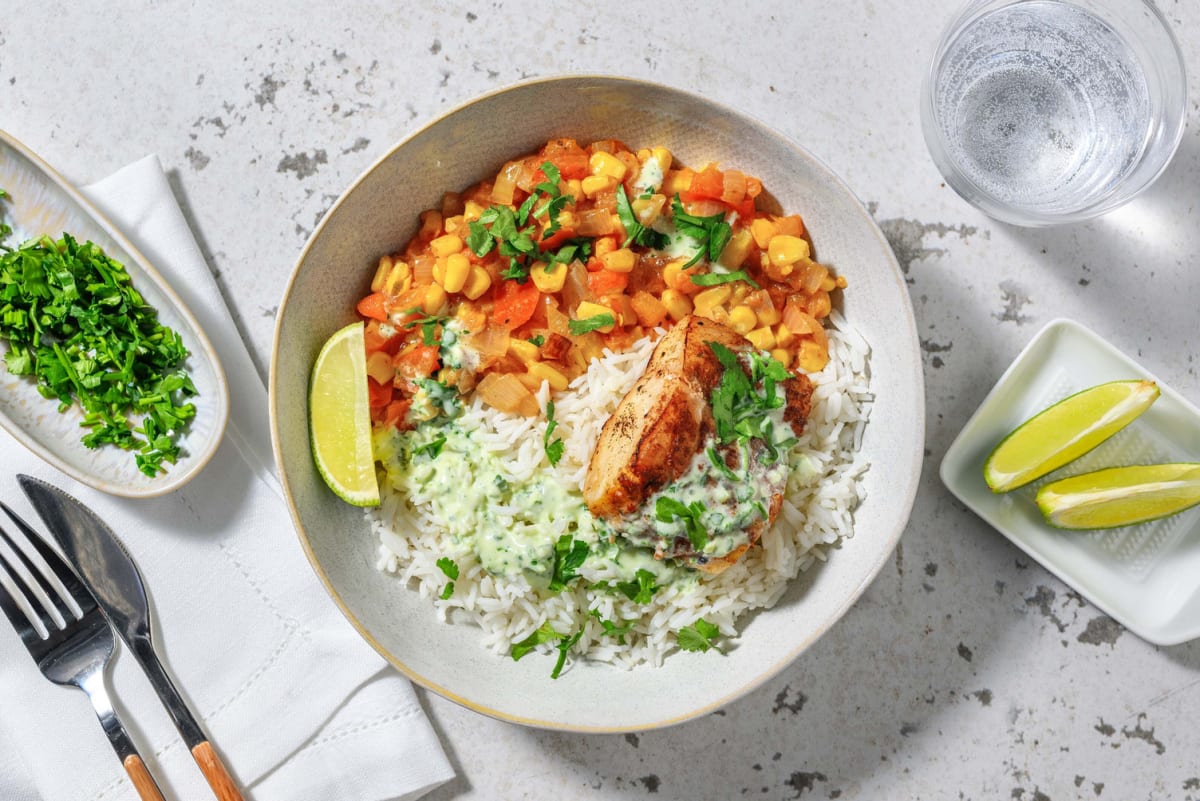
0;502;86;620
0;519;72;633
0;557;50;642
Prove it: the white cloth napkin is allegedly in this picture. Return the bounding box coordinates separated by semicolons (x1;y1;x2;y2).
0;156;453;801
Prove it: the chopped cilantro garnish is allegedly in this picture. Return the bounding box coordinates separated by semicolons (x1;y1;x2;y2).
551;628;583;679
548;534;588;593
671;195;733;267
616;185;668;249
677;618;721;653
690;269;759;289
401;308;450;346
568;313;615;336
527;334;545;347
0;230;197;476
436;557;458;599
465;219;494;256
589;609;636;644
511;622;563;661
413;378;461;417
413;434;446;459
707;446;740;481
655;496;709;551
544;400;565;466
468;163;579;280
615;568;659;605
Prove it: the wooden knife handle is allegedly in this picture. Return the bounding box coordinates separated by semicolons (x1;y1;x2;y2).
191;740;244;801
123;754;167;801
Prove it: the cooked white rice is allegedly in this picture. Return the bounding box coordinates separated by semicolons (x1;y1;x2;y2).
368;309;872;670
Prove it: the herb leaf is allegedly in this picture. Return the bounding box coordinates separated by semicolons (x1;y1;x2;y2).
413;434;447;459
511;622;563;661
655;496;709;551
707;342;793;461
551;628;583;679
544;400;565;466
548;534;588;593
436;557;459;580
616;185;668;249
615;568;659;605
671;195;733;267
568;313;615;336
690;269;759;289
401;308;450;346
528;334;545;347
589;609;636;644
677;618;721;653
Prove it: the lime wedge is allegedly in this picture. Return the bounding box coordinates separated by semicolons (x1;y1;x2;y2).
983;380;1159;493
1037;464;1200;529
309;322;379;506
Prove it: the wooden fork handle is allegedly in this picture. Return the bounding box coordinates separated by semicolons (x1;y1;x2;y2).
191;740;244;801
123;755;167;801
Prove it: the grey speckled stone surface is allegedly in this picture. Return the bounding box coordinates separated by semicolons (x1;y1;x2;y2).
3;2;1199;799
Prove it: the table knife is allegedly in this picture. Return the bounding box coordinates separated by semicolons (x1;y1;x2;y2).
18;474;244;801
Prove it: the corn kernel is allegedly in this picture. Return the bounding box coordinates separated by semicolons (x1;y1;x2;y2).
820;274;838;292
836;275;848;289
508;339;539;363
632;194;666;226
662;167;693;197
531;262;567;293
661;289;693;321
775;323;797;348
746;327;776;351
581;174;616;197
651;146;673;171
423;284;447;315
771;348;794;368
693;285;732;316
432;257;446;286
418;210;442;241
750;218;777;249
600;248;636;273
430;234;463;258
463;200;485;221
594;236;616;259
574;301;617;332
589;151;627;181
663;259;700;295
729;306;757;335
797;340;829;372
443;215;464;235
462;266;492;300
566;178;584;200
383;260;412;296
768;234;809;267
527;361;569;391
371;255;394;293
442;253;470;294
718;229;754;270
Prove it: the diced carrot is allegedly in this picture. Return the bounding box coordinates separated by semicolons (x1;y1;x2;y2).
356;292;388;321
367;377;393;408
382;398;412;430
364;321;403;356
538;227;577;252
491;279;540;329
587;269;629;296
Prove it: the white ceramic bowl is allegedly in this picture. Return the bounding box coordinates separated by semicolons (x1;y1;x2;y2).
270;76;924;731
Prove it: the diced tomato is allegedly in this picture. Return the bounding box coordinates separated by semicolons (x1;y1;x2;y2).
587;269;629;296
356;292;388;321
548;154;588;180
682;164;725;202
538;227;577;252
491;279;540;329
734;196;755;218
367;377;393;409
382;398;412;430
393;343;440;382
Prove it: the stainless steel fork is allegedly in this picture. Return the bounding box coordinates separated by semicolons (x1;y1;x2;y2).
0;502;166;801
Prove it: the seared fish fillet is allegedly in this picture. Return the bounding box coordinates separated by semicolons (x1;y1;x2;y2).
583;316;815;573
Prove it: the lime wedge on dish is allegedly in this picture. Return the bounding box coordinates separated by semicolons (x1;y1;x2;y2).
1036;464;1200;529
983;379;1159;493
310;322;379;506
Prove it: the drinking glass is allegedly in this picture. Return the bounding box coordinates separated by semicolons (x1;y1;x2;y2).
921;0;1187;226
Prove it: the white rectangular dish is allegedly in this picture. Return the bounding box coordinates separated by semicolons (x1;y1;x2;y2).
940;318;1200;645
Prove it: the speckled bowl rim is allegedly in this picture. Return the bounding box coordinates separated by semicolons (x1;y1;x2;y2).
0;128;231;498
269;74;924;732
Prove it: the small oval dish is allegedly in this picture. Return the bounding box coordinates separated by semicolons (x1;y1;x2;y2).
0;129;229;497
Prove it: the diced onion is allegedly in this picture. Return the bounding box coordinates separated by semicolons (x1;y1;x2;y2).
476;372;539;417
